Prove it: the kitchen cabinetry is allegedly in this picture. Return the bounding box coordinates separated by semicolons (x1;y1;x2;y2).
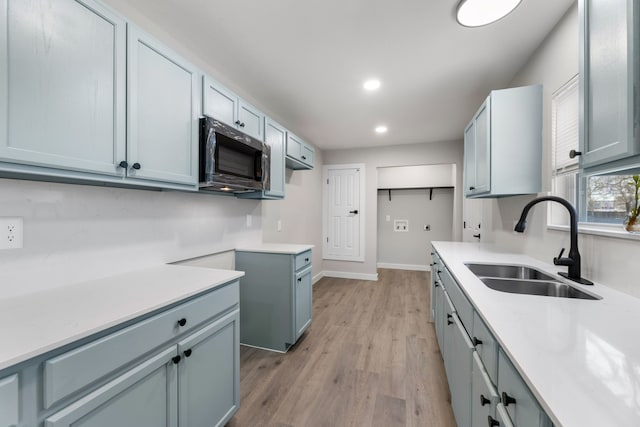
238;117;286;200
286;133;315;170
0;0;126;177
0;374;18;427
579;0;640;172
202;76;265;141
471;352;499;427
463;85;542;198
445;311;474;427
235;246;313;352
126;25;200;189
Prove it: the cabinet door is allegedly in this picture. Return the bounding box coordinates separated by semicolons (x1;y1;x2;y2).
238;100;264;141
580;0;639;168
264;118;286;197
464;120;476;196
295;267;313;340
286;133;303;160
471;352;498;427
202;76;237;127
0;374;18;427
177;309;240;427
127;25;199;186
45;347;178;427
0;0;126;176
434;279;445;352
442;291;456;378
474;99;491;194
300;144;314;167
448;313;474;427
495;403;515;427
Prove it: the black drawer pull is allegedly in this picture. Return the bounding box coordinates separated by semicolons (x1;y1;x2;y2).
172;355;181;364
132;162;141;170
234;120;241;126
177;318;187;327
118;160;128;169
302;155;307;160
502;391;516;406
488;416;500;427
184;349;192;358
480;394;491;406
298;277;302;282
305;258;309;262
473;337;483;346
447;314;453;325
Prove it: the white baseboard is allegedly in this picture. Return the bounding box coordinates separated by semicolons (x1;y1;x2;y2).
312;271;325;285
322;270;379;281
376;263;430;272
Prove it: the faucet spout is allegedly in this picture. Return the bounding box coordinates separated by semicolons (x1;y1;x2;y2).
514;196;593;285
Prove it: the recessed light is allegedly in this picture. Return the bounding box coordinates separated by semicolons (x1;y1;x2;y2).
363;79;381;91
375;126;388;134
456;0;523;28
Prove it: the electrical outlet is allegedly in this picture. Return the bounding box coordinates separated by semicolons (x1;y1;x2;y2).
394;219;409;232
0;217;23;250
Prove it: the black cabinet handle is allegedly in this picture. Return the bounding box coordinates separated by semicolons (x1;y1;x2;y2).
172;355;181;364
434;282;440;288
132;162;141;170
301;155;307;160
502;391;516;407
437;270;442;274
241;122;246;127
305;258;309;262
184;349;192;358
235;120;241;126
488;416;500;427
447;314;453;325
469;186;476;190
480;394;491;406
473;337;483;346
569;149;582;158
473;233;481;239
118;160;128;169
298;277;302;282
177;318;187;327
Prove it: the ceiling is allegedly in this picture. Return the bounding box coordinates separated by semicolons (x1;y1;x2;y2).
114;0;575;150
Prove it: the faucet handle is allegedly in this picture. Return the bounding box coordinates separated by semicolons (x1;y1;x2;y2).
554;248;565;262
554;248;573;266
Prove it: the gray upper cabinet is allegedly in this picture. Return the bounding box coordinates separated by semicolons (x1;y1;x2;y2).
285;133;314;170
237;117;286;200
0;374;19;427
464;85;542;198
202;76;264;141
0;0;126;176
127;24;200;188
579;0;640;171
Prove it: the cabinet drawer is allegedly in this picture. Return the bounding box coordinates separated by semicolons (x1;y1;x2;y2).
471;352;499;427
498;350;551;427
472;311;498;383
0;374;19;427
44;280;239;409
295;251;312;271
440;267;473;333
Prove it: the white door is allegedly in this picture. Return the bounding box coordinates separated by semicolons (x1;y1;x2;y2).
324;165;364;261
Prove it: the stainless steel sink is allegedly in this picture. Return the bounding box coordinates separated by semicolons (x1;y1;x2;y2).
480;278;600;300
465;263;558;281
464;262;601;300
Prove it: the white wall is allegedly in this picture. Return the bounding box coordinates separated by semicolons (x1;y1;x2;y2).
261;149;325;281
377;188;454;269
322;141;464;278
0;179;261;298
482;3;640;298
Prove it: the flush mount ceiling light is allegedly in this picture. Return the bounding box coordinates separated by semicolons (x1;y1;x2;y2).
375;125;388;134
456;0;523;27
363;79;381;91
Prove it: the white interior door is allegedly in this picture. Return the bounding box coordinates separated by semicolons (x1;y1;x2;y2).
323;165;364;261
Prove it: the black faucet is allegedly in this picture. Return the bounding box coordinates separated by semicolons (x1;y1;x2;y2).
514;196;593;285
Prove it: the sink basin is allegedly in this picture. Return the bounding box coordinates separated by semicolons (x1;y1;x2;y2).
480;278;600;300
465;263;558;281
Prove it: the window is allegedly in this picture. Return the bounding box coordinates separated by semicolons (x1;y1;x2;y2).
549;75;579;227
550;75;637;232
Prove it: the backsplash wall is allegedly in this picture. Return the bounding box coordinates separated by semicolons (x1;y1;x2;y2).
0;179;262;298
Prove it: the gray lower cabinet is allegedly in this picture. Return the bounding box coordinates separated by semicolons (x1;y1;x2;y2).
471;352;499;427
433;276;445;352
446;313;474;427
177;310;240;427
44;347;178;427
235;249;313;352
497;350;552;427
0;374;19;427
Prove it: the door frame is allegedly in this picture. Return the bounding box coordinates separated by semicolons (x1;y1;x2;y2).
322;163;366;262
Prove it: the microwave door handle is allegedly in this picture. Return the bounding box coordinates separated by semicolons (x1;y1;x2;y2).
205;128;217;181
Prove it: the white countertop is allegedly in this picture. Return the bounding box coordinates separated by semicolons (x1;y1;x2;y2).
432;241;640;427
235;243;314;255
0;265;243;372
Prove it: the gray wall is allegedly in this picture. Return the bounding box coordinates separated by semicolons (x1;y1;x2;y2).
377;188;453;268
323;140;464;278
482;3;640;297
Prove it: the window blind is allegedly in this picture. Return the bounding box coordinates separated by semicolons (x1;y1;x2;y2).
552;75;579;174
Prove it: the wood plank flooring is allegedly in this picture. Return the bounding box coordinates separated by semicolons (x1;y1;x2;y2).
227;269;456;427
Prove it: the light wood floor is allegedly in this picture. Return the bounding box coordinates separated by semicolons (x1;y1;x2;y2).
227;269;456;427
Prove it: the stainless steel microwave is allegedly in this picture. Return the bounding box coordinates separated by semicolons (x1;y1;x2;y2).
199;116;270;193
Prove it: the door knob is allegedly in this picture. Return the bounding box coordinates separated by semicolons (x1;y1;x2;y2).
349;210;359;214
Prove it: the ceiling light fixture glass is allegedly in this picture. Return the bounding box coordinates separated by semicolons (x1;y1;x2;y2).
363;79;381;91
375;125;388;134
456;0;523;27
